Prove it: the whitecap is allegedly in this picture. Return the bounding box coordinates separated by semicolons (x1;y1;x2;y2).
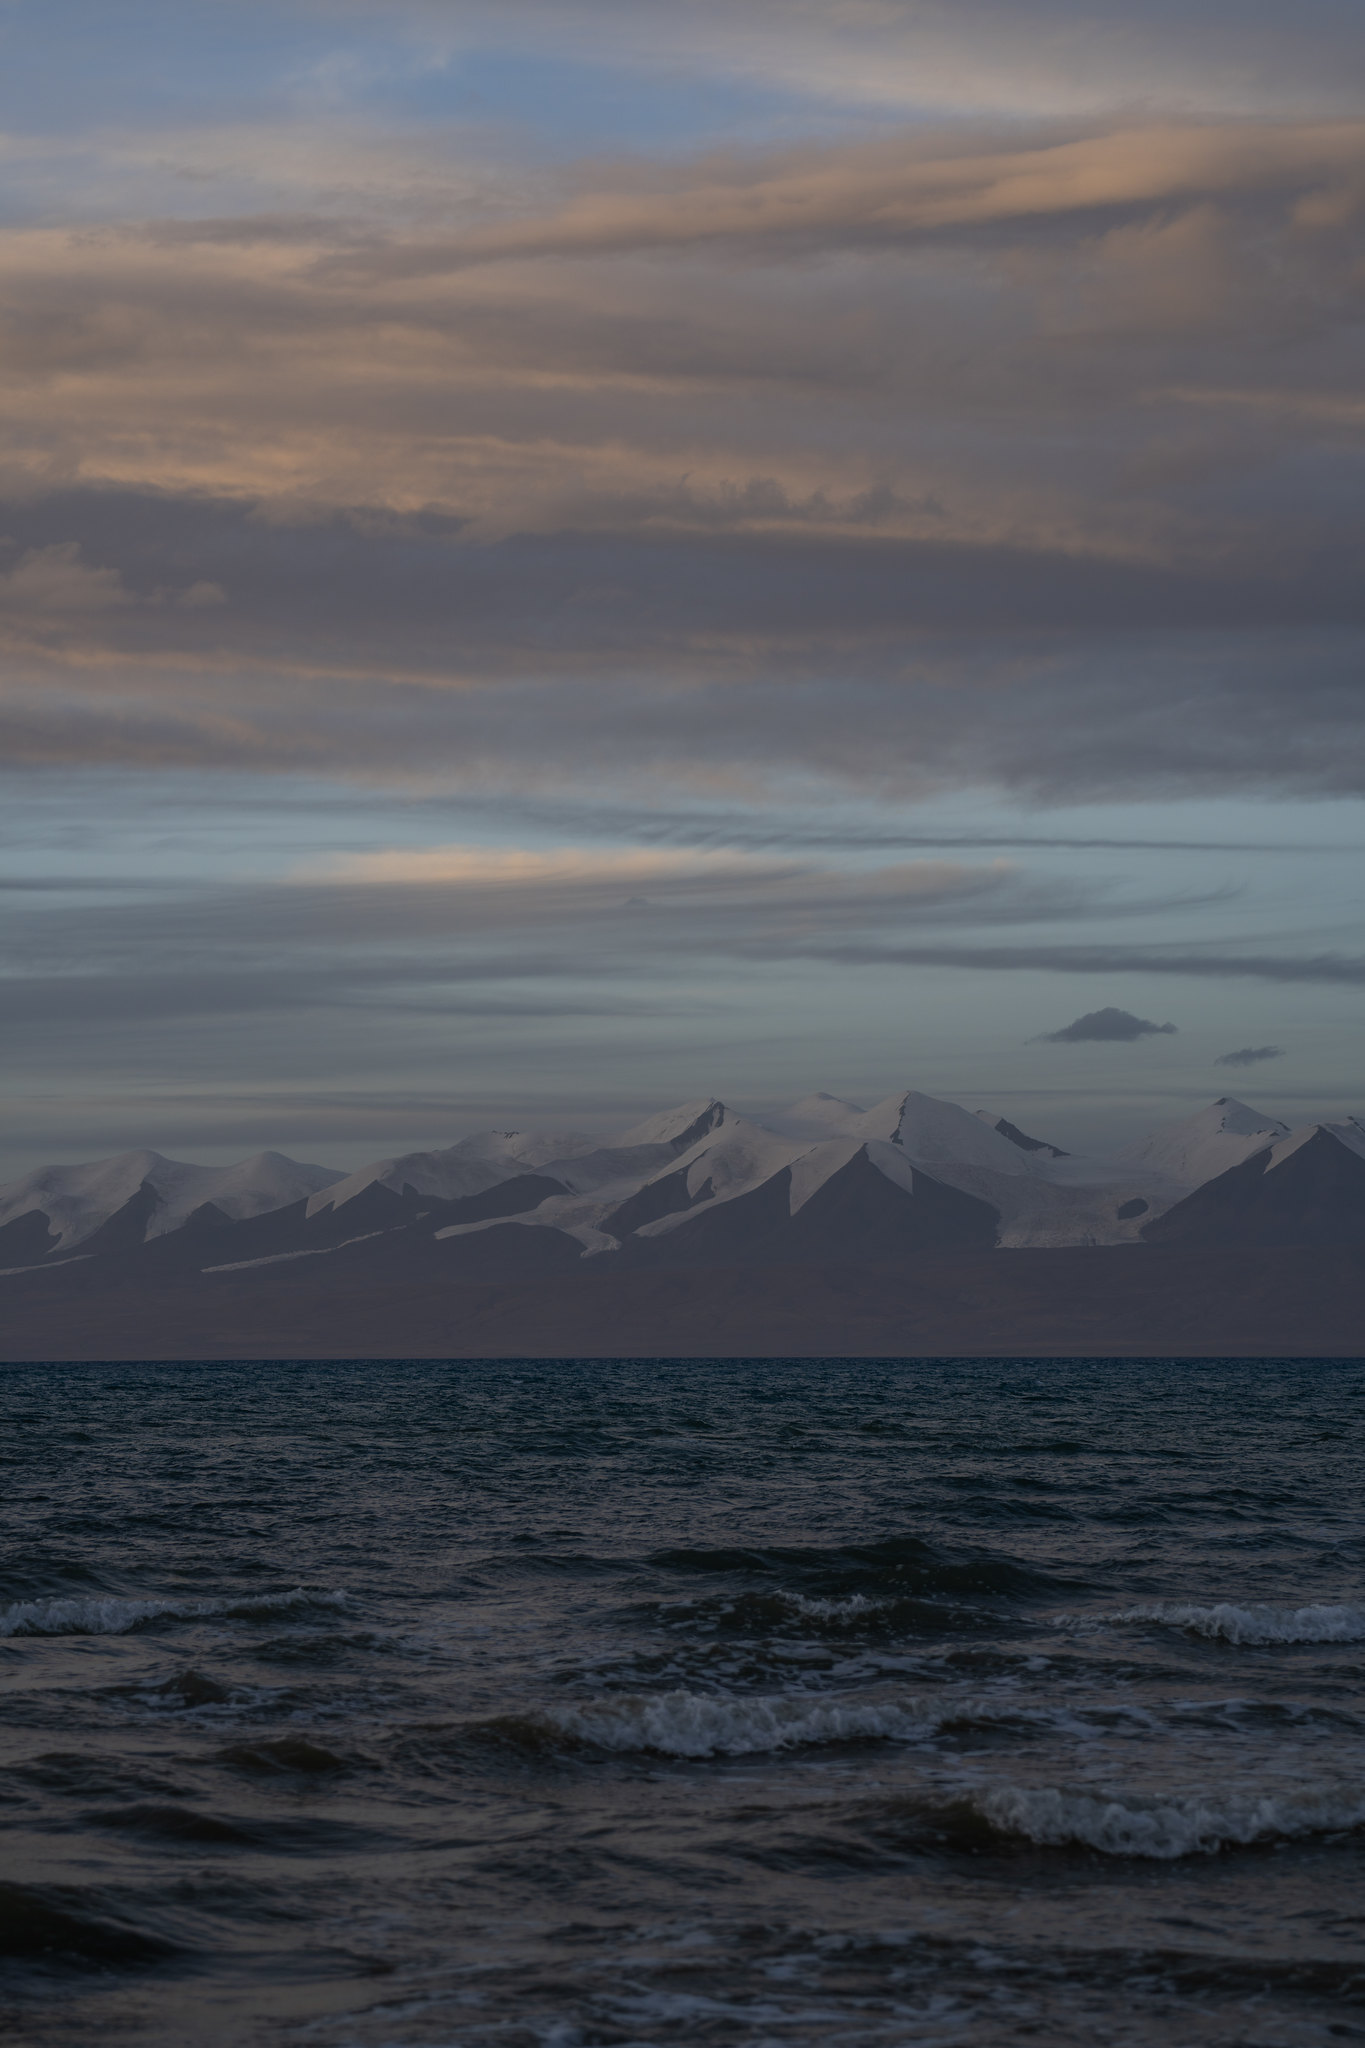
0;1587;346;1638
1117;1601;1365;1645
974;1781;1365;1858
775;1592;892;1622
544;1689;939;1755
533;1688;1125;1758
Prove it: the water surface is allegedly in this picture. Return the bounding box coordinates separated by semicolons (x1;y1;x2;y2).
2;1356;1363;2045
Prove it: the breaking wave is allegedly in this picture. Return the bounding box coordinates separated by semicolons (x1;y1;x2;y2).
495;1691;940;1757
1118;1601;1365;1645
469;1688;1135;1760
0;1588;347;1638
960;1782;1365;1859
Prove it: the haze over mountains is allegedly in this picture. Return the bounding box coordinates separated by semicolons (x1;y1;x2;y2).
4;1091;1362;1292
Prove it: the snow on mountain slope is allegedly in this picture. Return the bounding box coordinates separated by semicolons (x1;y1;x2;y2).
441;1111;818;1254
778;1092;1182;1248
7;1089;1326;1269
440;1088;1190;1254
853;1092;1038;1176
613;1098;730;1150
1143;1116;1365;1247
0;1149;346;1252
314;1104;741;1216
1267;1117;1365;1170
541;1102;739;1195
668;1112;810;1205
370;1091;1355;1255
440;1119;979;1258
309;1128;607;1214
629;1095;1032;1247
1120;1098;1291;1187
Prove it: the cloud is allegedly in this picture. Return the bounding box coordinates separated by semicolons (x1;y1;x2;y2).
305;843;767;886
1036;1007;1178;1042
0;103;1358;827
3;4;1364;1167
0;849;1341;1075
0;841;1224;1052
1214;1044;1286;1067
0;541;131;614
0;488;1363;807
300;841;1009;907
122;2;1365;131
340;122;1365;278
784;943;1365;987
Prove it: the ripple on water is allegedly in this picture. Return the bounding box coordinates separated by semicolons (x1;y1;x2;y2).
1;1355;1362;2047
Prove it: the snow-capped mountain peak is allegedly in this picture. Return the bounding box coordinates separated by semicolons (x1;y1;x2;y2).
614;1098;730;1151
0;1148;345;1251
857;1091;1037;1176
310;1128;606;1215
8;1089;1354;1271
1267;1118;1365;1171
1120;1098;1292;1187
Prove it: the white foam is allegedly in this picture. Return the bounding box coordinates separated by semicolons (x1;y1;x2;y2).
775;1592;891;1623
0;1587;345;1637
1120;1601;1365;1644
975;1781;1365;1858
543;1689;944;1756
532;1687;1105;1757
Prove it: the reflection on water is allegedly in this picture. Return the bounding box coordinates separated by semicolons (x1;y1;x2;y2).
1;1356;1362;2045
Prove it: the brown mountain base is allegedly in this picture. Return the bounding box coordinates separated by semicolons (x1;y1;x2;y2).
2;1244;1363;1361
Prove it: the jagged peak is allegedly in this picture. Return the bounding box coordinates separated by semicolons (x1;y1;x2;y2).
616;1098;729;1152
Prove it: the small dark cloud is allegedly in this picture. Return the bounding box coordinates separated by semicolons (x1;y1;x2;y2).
1036;1007;1178;1043
1214;1045;1286;1067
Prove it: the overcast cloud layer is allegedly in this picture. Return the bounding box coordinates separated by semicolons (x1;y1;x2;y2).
1;0;1362;1166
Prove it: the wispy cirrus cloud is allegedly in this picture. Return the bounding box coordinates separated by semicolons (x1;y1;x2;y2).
774;942;1365;987
317;0;1365;122
332;122;1365;277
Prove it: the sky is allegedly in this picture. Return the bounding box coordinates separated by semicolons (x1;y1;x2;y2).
2;0;1364;1173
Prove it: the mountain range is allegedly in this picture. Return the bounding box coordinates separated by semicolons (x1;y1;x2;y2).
5;1088;1362;1362
5;1090;1362;1281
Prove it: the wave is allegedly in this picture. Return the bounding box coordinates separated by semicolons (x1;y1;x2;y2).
0;1879;177;1967
217;1735;351;1774
488;1692;942;1758
467;1688;1139;1760
956;1782;1365;1859
1118;1601;1365;1645
0;1587;347;1638
646;1587;1003;1640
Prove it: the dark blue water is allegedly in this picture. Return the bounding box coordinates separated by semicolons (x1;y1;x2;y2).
2;1357;1363;2047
